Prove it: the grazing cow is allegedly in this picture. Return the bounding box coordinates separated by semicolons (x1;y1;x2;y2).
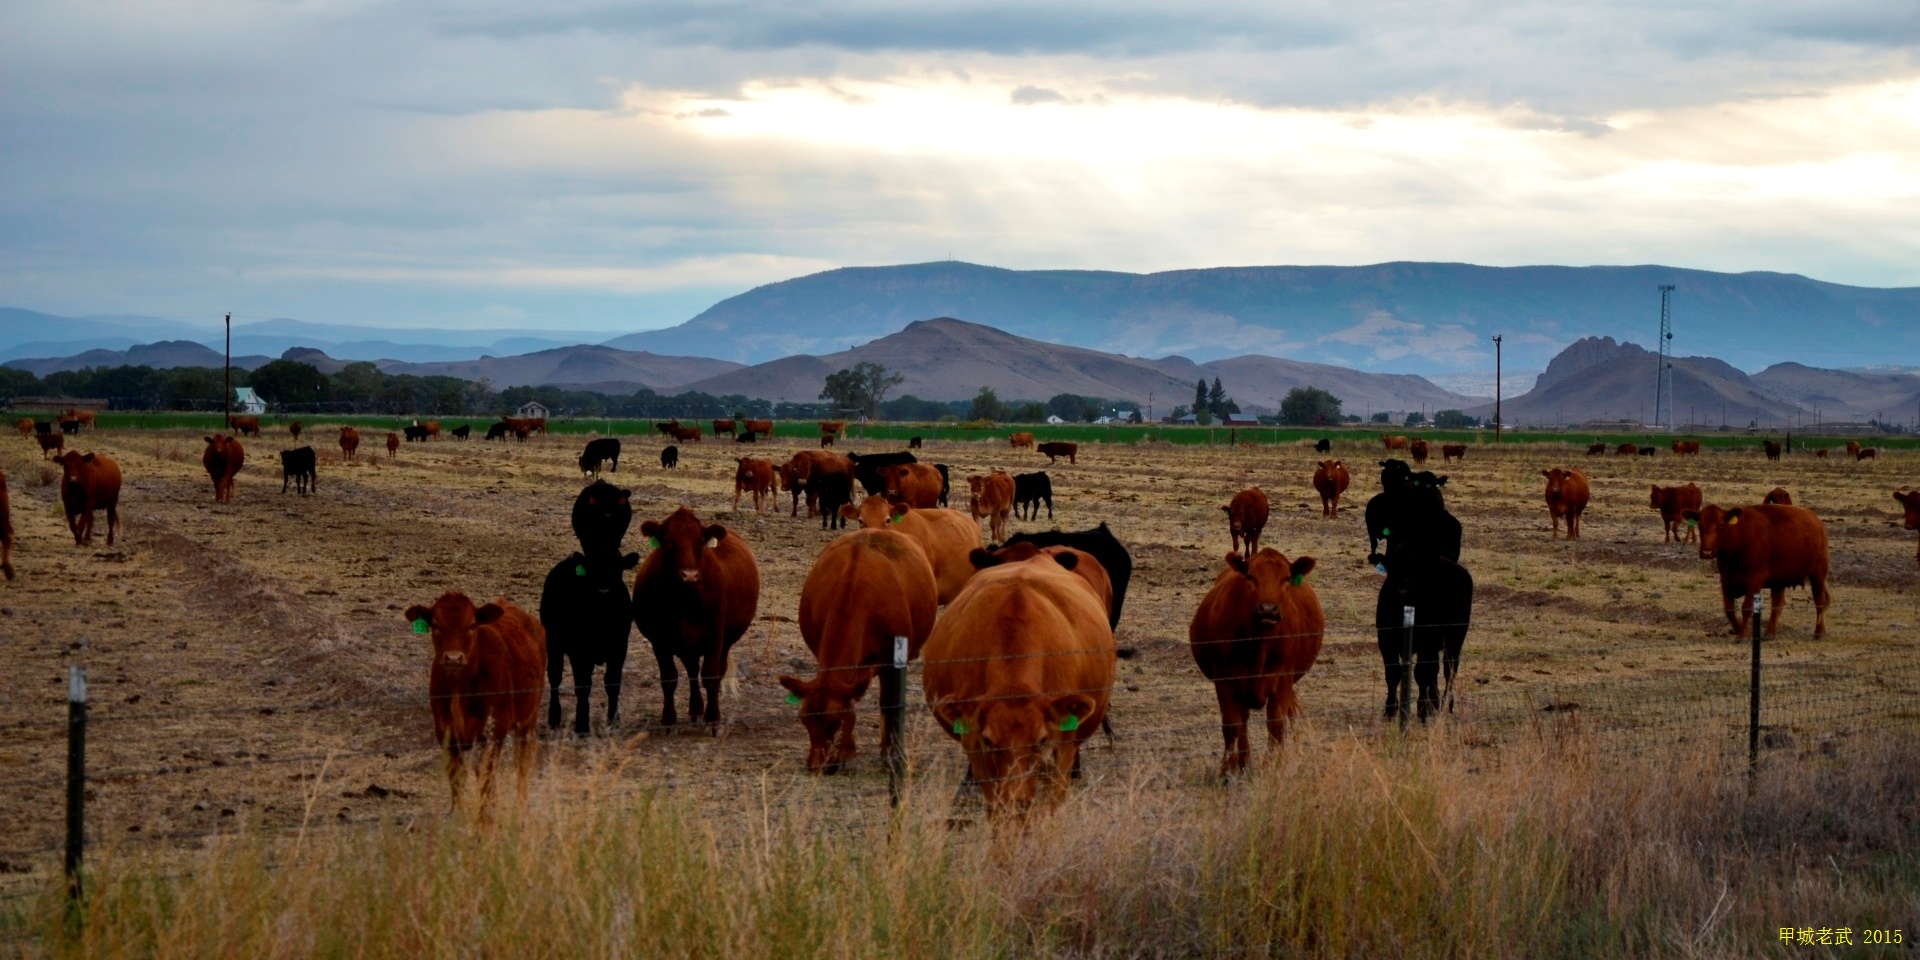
1002;524;1133;631
404;425;429;442
578;437;621;478
743;419;774;440
1586;442;1607;456
14;418;31;437
1650;483;1703;544
540;481;641;735
1312;459;1350;518
1893;491;1920;565
819;420;848;437
732;457;776;513
1684;503;1831;639
922;550;1115;815
967;470;1016;542
1763;487;1793;506
405;592;544;807
780;527;939;772
1815;449;1829;459
33;420;52;436
1380;434;1408;452
386;432;401;457
1846;441;1861;458
1009;431;1035;449
819;434;835;448
500;416;535;439
451;424;471;440
65;409;96;430
230;416;261;437
1763;440;1782;461
1639;446;1656;457
845;450;917;498
1441;444;1466;462
279;446;317;495
1012;471;1053;520
1365;462;1472;721
1037;441;1078;465
1616;443;1639;456
1673;440;1701;456
57;451;121;546
1189;548;1324;776
655;420;680;437
60;420;82;435
38;433;64;458
660;445;679;469
1857;447;1878;462
631;507;761;725
1542;468;1591;540
909;436;923;449
734;432;756;444
814;472;855;530
0;469;12;579
524;417;548;436
935;463;951;508
1223;487;1269;558
1408;438;1429;463
485;423;508;442
202;435;245;502
848;498;985;605
668;425;703;443
880;462;944;509
288;420;302;440
423;420;441;440
1314;438;1331;454
339;426;361;462
712;418;737;438
972;542;1112;623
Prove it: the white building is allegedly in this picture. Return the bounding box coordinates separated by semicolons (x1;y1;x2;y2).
233;387;266;414
516;400;549;419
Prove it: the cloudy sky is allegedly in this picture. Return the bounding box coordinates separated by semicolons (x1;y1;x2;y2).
4;0;1917;333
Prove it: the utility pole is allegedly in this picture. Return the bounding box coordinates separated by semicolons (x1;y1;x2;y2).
1655;285;1675;431
1492;335;1503;443
223;312;232;430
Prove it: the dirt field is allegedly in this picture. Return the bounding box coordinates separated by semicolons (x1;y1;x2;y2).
3;426;1917;887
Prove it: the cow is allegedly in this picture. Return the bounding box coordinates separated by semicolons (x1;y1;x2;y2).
845;451;916;498
230;416;261;437
1586;442;1607;456
1037;441;1078;465
909;436;923;449
524;417;548;436
1189;548;1324;776
743;419;774;440
1616;443;1639;456
1380;434;1408;452
848;498;985;605
578;438;621;478
1002;524;1133;632
657;445;678;469
712;418;737;438
423;420;441;440
1846;441;1862;458
631;507;761;725
0;469;12;580
1816;449;1829;459
1223;487;1269;558
405;592;544;808
1365;461;1472;722
279;446;317;495
779;527;939;773
540;481;641;736
485;422;509;442
967;470;1016;543
922;550;1115;815
33;420;52;436
404;424;430;442
732;457;776;513
655;420;680;437
62;409;96;431
1542;468;1591;540
734;432;757;444
339;426;361;462
1441;444;1466;462
60;419;82;435
819;420;847;440
1314;438;1331;454
1673;440;1701;456
1894;491;1920;565
1650;483;1703;544
57;451;121;546
1312;459;1350;518
1408;438;1429;464
500;417;536;439
1683;503;1831;639
14;418;31;437
972;542;1111;622
1009;432;1035;449
1763;440;1782;461
1763;487;1793;506
1012;471;1053;520
386;432;401;458
786;450;855;516
38;433;64;458
935;463;952;508
819;434;835;448
1857;447;1878;462
880;462;944;509
288;420;302;440
814;471;855;530
669;425;702;443
451;424;471;440
1638;446;1656;457
202;435;245;503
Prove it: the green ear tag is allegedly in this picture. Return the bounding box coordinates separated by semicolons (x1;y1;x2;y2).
952;719;969;735
1290;574;1304;586
574;564;587;577
1382;527;1391;537
646;536;660;549
1686;519;1697;527
1058;715;1080;732
786;692;801;705
411;618;429;634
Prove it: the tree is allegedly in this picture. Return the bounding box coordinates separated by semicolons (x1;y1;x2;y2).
819;362;905;420
1404;411;1426;426
1207;377;1239;418
1193;379;1210;425
968;387;1007;422
1433;409;1478;429
248;359;329;407
1370;411;1392;424
1279;386;1343;426
1014;401;1045;422
1128;408;1144;424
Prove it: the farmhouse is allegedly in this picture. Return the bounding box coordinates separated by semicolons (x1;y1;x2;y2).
516;400;550;419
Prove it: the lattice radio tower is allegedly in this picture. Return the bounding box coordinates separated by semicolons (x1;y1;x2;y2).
1654;284;1676;431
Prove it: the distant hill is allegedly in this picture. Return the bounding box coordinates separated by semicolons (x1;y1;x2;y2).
674;317;1481;412
288;344;745;393
601;260;1920;375
5;340;272;376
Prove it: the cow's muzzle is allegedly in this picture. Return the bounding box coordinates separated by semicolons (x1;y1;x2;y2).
679;568;701;583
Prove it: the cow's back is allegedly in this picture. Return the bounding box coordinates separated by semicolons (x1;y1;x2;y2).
799;530;938;666
897;508;985;604
923;563;1114;713
1723;504;1830;588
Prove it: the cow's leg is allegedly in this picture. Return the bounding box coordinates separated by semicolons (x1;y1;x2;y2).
1723;588;1748;637
1766;587;1786;640
514;732;537;803
683;652;707;722
1215;685;1249;777
1377;624;1403;719
1812;572;1831;638
546;637;566;729
604;642;627;728
700;645;728;724
654;647;680;726
1045;495;1053;519
570;649;594;735
1414;644;1441;722
444;744;466;810
1550;511;1560;539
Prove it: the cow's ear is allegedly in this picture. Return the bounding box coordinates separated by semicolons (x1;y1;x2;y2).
82;453;95;463
702;524;728;544
639;520;663;539
777;675;813;699
204;436;214;444
403;605;430;632
970;548;1003;570
474;604;505;625
1334;460;1343;467
1225;552;1249;575
1052;551;1079;571
1652;484;1661;494
1289;557;1317;582
1724;508;1742;525
838;503;857;520
1221;505;1232;514
1541;470;1551;478
1048;694;1095;734
1681;509;1700;523
929;697;969;739
890;501;909;519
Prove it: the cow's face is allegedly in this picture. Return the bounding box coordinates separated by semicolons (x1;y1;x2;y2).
934;693;1095;812
1542;469;1576;500
1377;459;1411;490
405;592;502;673
1223;549;1315;631
880;464;911;496
1685;504;1732;559
850;496;902;529
777;675;858;773
55;451;93;486
641;507;726;584
1650;484;1665;510
572;481;632;552
1894;491;1920;530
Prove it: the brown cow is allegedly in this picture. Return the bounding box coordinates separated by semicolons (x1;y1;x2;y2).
712;418;737;438
1009;431;1035;449
1409;438;1429;463
62;409;96;431
288;420;302;440
404;592;544;807
1650;483;1703;544
669;425;703;443
0;469;13;580
632;507;761;725
424;420;441;440
881;462;944;509
386;432;401;457
967;470;1016;542
778;528;938;772
972;542;1111;622
743;418;773;440
1542;468;1591;540
1616;443;1639;456
1672;440;1701;456
1037;441;1077;464
1312;459;1350;518
339;426;361;462
1893;491;1920;565
57;451;120;546
1763;487;1793;505
1683;503;1831;639
202;435;245;503
1763;440;1781;461
819;434;835;448
1223;487;1268;558
1189;548;1323;776
848;498;984;604
1441;444;1466;462
783;450;853;517
1846;441;1861;458
923;550;1115;815
820;420;847;437
230;416;261;437
1380;434;1408;452
17;417;36;437
732;457;776;513
1815;449;1829;459
1586;442;1606;456
38;432;64;459
1857;447;1877;462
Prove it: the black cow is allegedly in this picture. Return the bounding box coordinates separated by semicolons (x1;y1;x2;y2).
660;445;679;469
485;422;509;441
909;436;923;449
935;463;951;508
815;472;854;530
450;424;471;440
59;420;82;435
33;421;53;436
1013;471;1053;520
1001;523;1132;633
1638;446;1655;457
1314;438;1331;454
540;481;641;735
654;421;679;437
734;431;756;444
404;424;429;442
844;451;916;497
1364;459;1472;722
279;446;317;495
579;437;621;478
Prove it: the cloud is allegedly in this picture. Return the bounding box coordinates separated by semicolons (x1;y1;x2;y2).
1010;84;1068;105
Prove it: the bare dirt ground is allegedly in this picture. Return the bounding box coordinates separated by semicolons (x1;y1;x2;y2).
3;427;1917;888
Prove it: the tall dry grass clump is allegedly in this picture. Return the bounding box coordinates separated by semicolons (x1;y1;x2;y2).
7;729;1916;958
